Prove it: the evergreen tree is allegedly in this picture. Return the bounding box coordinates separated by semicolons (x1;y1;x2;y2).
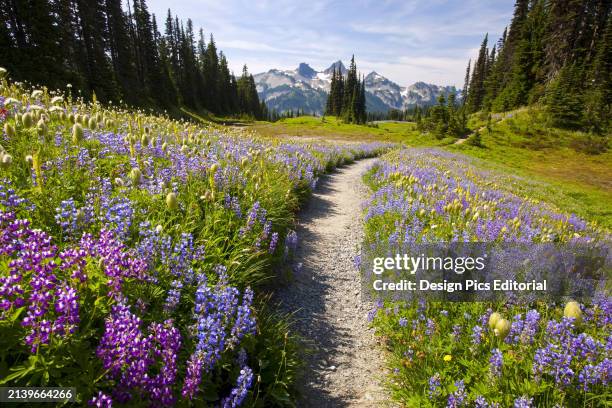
75;0;120;102
105;0;141;105
546;64;584;128
202;34;219;111
462;59;471;104
584;13;612;133
466;34;488;112
334;67;344;116
0;0;266;119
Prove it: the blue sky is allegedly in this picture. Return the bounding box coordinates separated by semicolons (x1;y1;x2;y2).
143;0;514;87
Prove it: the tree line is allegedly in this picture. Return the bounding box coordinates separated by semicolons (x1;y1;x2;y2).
324;56;367;124
416;94;469;139
463;0;611;133
0;0;265;119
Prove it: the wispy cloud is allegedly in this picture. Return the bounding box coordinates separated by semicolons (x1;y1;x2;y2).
144;0;513;87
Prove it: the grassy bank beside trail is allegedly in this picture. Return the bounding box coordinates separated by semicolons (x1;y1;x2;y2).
361;148;610;407
451;108;611;228
250;116;424;143
251;110;611;228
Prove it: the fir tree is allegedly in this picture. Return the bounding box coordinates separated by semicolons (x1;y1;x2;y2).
105;0;141;105
466;34;489;112
462;59;471;104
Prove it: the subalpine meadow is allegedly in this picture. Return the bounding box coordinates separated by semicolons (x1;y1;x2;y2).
0;0;610;407
0;75;390;405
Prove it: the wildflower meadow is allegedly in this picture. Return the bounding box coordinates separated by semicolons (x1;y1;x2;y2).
363;149;611;407
0;72;390;406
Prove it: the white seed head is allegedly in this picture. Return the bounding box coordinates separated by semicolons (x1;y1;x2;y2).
4;123;15;138
22;112;33;128
72;123;84;143
37;119;47;137
166;192;178;210
1;153;13;168
130;168;142;185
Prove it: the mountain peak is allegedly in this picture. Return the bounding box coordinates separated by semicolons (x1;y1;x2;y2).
296;62;316;78
254;61;457;114
323;60;347;75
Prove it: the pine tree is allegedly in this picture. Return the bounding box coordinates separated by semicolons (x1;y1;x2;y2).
75;0;120;102
203;34;219;111
325;69;336;115
105;0;141;105
546;64;584;128
466;34;488;112
53;0;88;92
499;0;530;80
584;13;612;133
342;56;357;120
334;67;344;116
462;59;471;104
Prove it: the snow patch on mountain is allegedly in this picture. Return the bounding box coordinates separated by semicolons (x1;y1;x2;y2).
254;61;459;115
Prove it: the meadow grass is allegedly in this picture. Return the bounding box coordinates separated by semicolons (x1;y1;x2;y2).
361;148;610;407
251;116;428;143
452;108;611;228
252;110;611;229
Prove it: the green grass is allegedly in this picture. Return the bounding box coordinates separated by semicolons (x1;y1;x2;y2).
251;110;611;228
251;116;434;144
449;107;612;228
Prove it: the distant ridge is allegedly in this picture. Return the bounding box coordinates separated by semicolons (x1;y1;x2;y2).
254;61;459;115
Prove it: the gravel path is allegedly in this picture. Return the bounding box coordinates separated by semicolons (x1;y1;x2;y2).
276;157;389;407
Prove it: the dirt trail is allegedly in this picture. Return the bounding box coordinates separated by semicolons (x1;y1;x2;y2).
276;158;389;407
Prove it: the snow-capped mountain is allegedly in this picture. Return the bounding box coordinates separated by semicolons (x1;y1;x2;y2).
254;61;459;115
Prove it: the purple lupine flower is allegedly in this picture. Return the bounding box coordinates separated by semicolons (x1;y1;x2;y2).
80;230;149;298
471;325;484;345
182;273;257;400
578;358;611;391
182;353;204;399
521;309;540;344
221;366;253;408
489;348;503;377
89;391;112;407
513;396;533;408
144;320;182;406
52;284;79;335
269;232;279;253
368;299;384;322
425;318;436;335
163;279;183;313
428;373;442;398
399;317;408;327
96;304;181;405
285;230;298;251
0;179;35;211
229;287;256;347
446;380;467;407
101;196;133;240
475;396;500;408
